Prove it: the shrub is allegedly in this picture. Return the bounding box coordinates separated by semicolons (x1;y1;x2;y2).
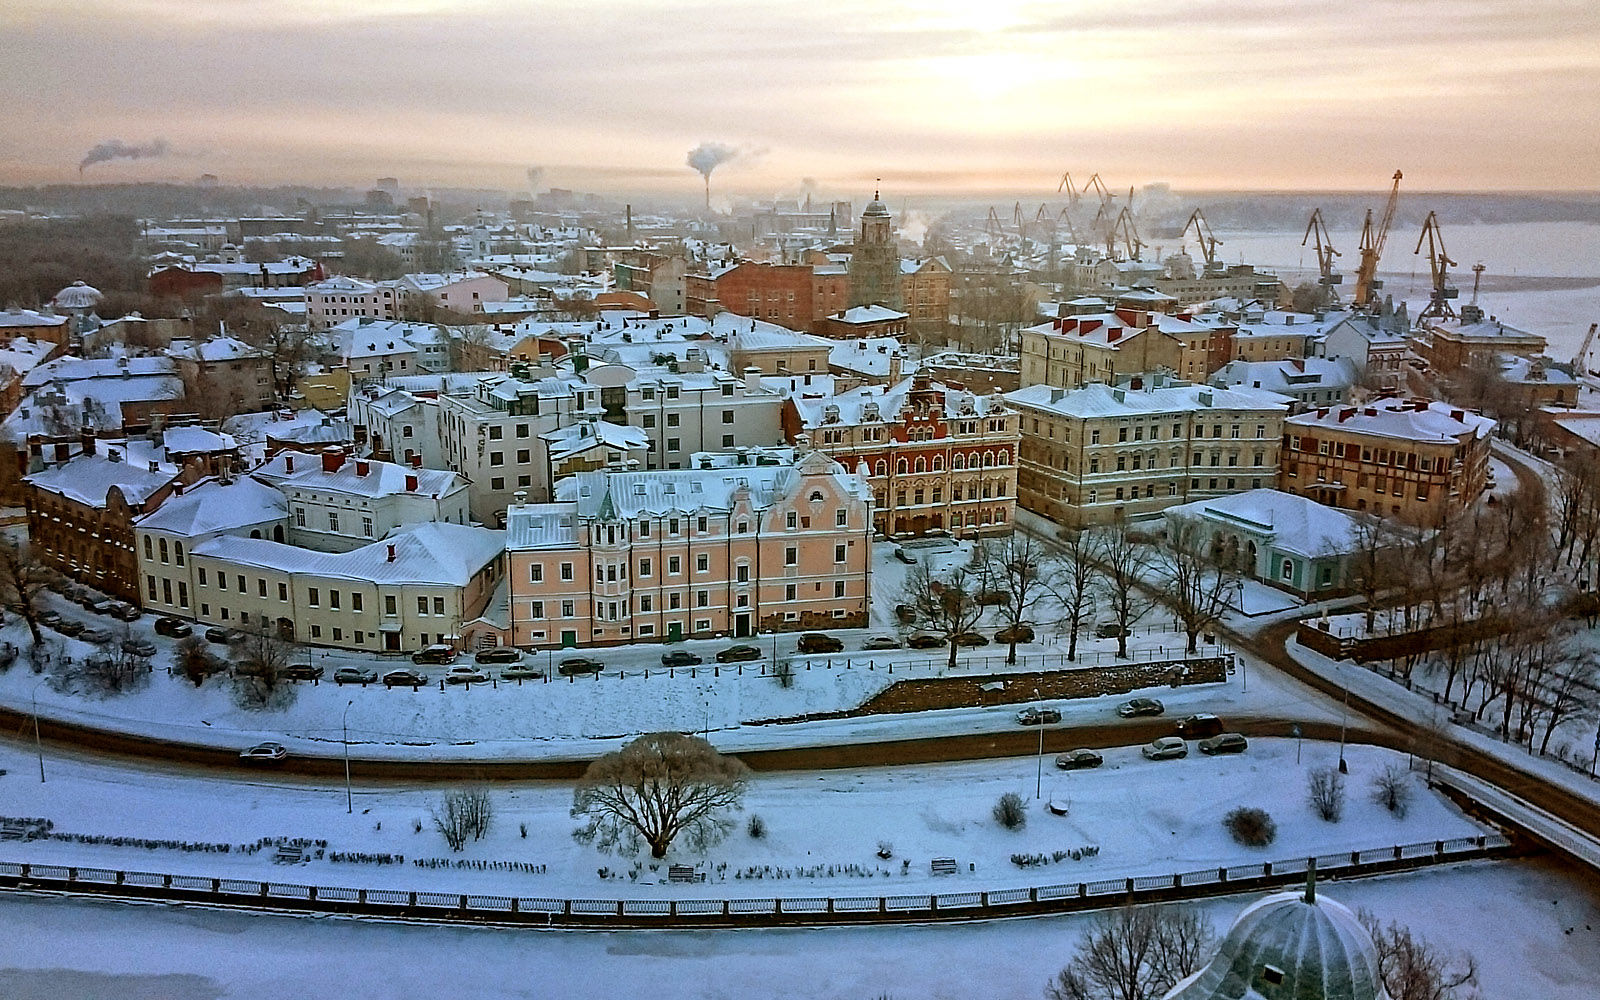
1223;807;1277;847
1370;763;1413;818
1308;766;1346;822
993;792;1027;830
747;813;766;839
772;658;795;689
876;840;893;860
432;788;493;852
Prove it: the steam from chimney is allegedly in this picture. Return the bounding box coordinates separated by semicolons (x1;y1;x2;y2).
686;142;740;209
79;138;170;174
525;165;543;191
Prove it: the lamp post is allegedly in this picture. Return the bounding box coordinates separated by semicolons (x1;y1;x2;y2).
1034;687;1044;800
1337;668;1350;774
343;699;354;814
31;677;47;783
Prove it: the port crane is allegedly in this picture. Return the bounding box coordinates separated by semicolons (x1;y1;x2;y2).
1574;322;1599;378
1111;206;1144;261
1013;202;1029;243
1057;173;1080;207
1413;211;1459;323
1352;169;1402;310
984;206;1005;247
1182;209;1223;270
1083;173;1112;208
1301;208;1342;307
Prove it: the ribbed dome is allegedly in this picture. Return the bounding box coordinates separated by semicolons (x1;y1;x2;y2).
1163;889;1389;1000
52;280;102;310
862;198;889;217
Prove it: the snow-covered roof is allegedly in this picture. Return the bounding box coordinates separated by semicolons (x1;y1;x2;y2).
825;305;908;325
192;522;503;587
1023;312;1149;348
1426;317;1545;344
792;376;1001;429
1286;398;1496;443
0;337;57;375
165;336;267;363
309;275;378;293
23;354;177;389
1166;489;1364;559
540;419;650;461
1210;358;1358;395
0;307;68;329
327;318;429;362
136;476;288;536
254;450;464;499
162;425;237;455
24;444;178;507
51;281;102;310
1007;378;1291;419
1499;355;1574;385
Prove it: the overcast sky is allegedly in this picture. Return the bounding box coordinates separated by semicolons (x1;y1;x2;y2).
4;0;1598;198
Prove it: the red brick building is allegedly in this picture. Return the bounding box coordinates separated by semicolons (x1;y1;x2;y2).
713;262;817;330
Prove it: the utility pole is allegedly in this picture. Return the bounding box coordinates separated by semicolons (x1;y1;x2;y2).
1338;674;1350;774
1034;687;1044;799
32;679;46;783
343;700;353;814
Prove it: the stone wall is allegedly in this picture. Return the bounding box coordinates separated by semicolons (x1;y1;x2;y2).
855;655;1231;716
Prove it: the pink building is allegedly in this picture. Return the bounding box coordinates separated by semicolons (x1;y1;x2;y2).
504;450;872;648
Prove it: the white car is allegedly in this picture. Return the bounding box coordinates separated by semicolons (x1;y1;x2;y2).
445;665;490;685
239;741;288;763
1141;736;1188;761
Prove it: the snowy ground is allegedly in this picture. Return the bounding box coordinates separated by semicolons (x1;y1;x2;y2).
0;857;1592;1000
0;738;1484;901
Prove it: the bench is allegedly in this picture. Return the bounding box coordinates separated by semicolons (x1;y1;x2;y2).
667;865;705;884
273;845;305;865
930;858;958;876
0;822;26;841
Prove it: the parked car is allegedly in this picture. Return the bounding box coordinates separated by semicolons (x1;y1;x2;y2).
500;666;544;681
80;627;115;645
89;599;121;616
994;624;1035;645
660;650;703;667
1117;697;1165;718
109;603;142;622
893;547;917;564
282;663;324;681
907;633;945;649
205;626;243;645
1095;622;1131;639
558;657;604;676
715;644;762;663
120;638;157;657
239;741;288;763
72;591;101;610
1142;736;1188;760
153;616;192;638
411;644;456;665
797;632;844;654
894;603;916;624
1198;732;1249;756
445;665;490;684
953;631;988;647
473;646;522;664
1054;749;1104;770
382;669;427;689
37;610;62;628
1174;713;1225;739
1016;706;1062;726
976;590;1008;606
54;619;86;637
334;667;378;686
861;634;901;650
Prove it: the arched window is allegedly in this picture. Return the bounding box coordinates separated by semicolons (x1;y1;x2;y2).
981;451;993;468
932;455;943;471
953;454;966;470
874;460;887;476
158;539;168;563
914;457;925;473
896;458;908;474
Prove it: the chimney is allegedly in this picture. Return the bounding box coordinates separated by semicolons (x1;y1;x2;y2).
148;460;159;472
53;441;69;462
173;481;184;496
284;454;294;473
355;459;370;477
1450;409;1464;421
321;446;346;473
386;543;396;562
80;427;95;455
744;366;761;393
405;473;418;491
410;453;422;469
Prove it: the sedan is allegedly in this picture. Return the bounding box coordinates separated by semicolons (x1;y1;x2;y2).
715;645;761;663
282;663;324;681
893;547;917;565
1095;623;1131;639
1016;706;1062;726
110;603;142;622
1198;733;1249;756
660;650;703;667
205;627;244;645
1054;749;1104;770
411;644;456;665
1141;736;1188;761
37;610;62;628
89;599;121;616
861;634;901;650
445;665;490;685
500;666;544;681
334;667;378;686
382;669;427;689
239;741;288;763
153;617;192;638
473;647;522;664
995;624;1035;645
1117;697;1165;718
54;619;86;637
80;627;115;645
557;657;604;676
907;633;945;650
953;632;989;648
121;638;157;657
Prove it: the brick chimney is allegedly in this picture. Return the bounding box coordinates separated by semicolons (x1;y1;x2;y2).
386;543;396;562
355;459;370;477
321;446;346;473
405;473;418;492
80;427;96;456
409;454;422;469
284;454;294;473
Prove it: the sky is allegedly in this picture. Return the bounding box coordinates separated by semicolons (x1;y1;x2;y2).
3;0;1599;200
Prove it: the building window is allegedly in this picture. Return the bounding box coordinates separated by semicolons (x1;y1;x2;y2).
835;544;846;562
834;581;846;598
696;553;709;573
330;590;341;610
385;595;397;615
561;600;575;617
308;588;320;607
786;512;797;529
295;508;306;527
530;563;543;583
560;562;573;581
417;597;429;615
363;516;374;537
279;582;289;601
434;597;445;615
785;547;797;566
329;512;340;532
696;590;709;608
352;592;363;612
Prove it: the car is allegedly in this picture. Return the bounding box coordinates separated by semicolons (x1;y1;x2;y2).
1055;749;1104;770
54;619;86;637
282;663;324;681
500;666;544;681
1095;623;1131;639
976;590;1008;606
861;634;901;650
558;656;605;676
1016;706;1062;726
953;631;988;647
47;578;72;595
239;741;288;763
334;667;378;685
1198;733;1249;756
73;591;101;610
660;650;703;667
80;627;115;645
109;603;142;622
89;599;121;616
382;669;427;688
37;610;62;628
715;645;761;664
120;638;157;657
153;616;192;638
412;644;456;665
446;665;490;684
473;646;522;664
1117;697;1165;718
1174;713;1225;739
797;632;844;654
893;547;917;565
907;633;945;649
995;624;1035;645
894;604;916;624
205;626;244;645
1142;736;1188;760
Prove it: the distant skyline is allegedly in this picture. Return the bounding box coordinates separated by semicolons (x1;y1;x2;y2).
4;0;1599;199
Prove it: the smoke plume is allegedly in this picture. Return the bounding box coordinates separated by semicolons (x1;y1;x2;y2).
686;142;740;180
79;138;170;174
525;165;544;190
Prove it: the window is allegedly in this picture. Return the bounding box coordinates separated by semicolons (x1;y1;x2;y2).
784;584;797;601
696;590;709;608
835;544;846;563
642;414;656;428
417;597;429;615
668;593;681;610
352;592;363;612
529;600;544;618
330;590;341;610
560;562;573;581
786;512;797;529
785;547;797;566
666;413;680;427
362;516;374;537
158;538;168;563
329;512;339;531
258;579;267;597
561;600;575;617
721;410;734;424
668;556;681;574
279;582;288;601
143;536;153;560
834;581;846;598
638;558;652;577
836;508;847;526
721;434;734;448
667;437;680;452
696;553;709;573
736;564;749;583
385;594;397;616
295;508;306;527
530;563;543;583
434;597;445;615
697;516;709;533
307;588;320;607
489;426;502;440
640;595;653;612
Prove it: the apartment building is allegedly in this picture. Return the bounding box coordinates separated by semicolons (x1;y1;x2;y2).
1019;310;1183;390
251;448;470;552
166;336;275;414
1006;376;1291;528
1279;398;1495;526
306;276;398;328
503;450;871;648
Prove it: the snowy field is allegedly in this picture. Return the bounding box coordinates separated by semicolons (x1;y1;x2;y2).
0;858;1593;1000
0;739;1485;901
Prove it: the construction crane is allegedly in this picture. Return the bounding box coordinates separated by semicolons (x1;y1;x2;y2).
1574;322;1599;377
1056;206;1081;248
1352;169;1402;310
1083;173;1112;208
1058;173;1080;206
1182;209;1223;269
984;206;1005;247
1413;211;1459;323
1111;206;1145;261
1301;208;1342;306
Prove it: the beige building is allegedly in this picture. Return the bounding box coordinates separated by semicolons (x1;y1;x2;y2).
1007;376;1291;528
1020;311;1184;390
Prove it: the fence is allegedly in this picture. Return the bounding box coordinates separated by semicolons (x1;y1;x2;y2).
0;834;1511;929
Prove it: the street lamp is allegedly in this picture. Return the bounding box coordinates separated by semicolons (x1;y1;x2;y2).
1034;687;1044;800
1337;666;1350;774
31;677;47;783
343;699;354;814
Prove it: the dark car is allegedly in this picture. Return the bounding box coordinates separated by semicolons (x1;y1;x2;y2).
282;663;325;681
894;604;916;624
976;590;1008;606
953;631;988;647
1116;697;1165;718
73;591;101;610
1054;749;1104;770
893;547;917;565
907;633;945;649
411;644;456;665
80;627;115;645
90;599;121;616
334;667;378;685
715;645;762;663
473;646;522;664
154;616;192;638
206;626;244;645
1095;622;1131;639
797;632;844;654
995;624;1035;645
660;650;703;667
1198;732;1249;756
37;610;62;628
1016;706;1062;726
1174;713;1225;739
54;619;86;637
382;669;427;688
558;657;605;676
109;603;142;622
121;638;157;657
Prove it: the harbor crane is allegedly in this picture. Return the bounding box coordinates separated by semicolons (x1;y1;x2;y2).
1182;209;1223;269
1057;173;1080;206
1301;208;1342;307
1111;206;1144;261
1083;173;1112;208
1013;202;1029;243
1573;322;1599;377
984;206;1005;246
1352;169;1402;310
1413;211;1459;323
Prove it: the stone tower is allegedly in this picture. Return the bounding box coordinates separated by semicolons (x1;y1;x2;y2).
848;189;902;310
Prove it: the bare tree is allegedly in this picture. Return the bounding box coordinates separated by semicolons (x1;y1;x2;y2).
1156;516;1237;654
171;635;224;687
899;559;988;672
1092;521;1154;659
230;628;297;711
1047;530;1098;661
571;732;749;858
1370;763;1415;818
1359;911;1481;1000
1348;514;1407;633
449;323;496;372
1307;765;1346;822
1045;904;1215;1000
0;537;54;647
433;788;493;852
987;533;1052;664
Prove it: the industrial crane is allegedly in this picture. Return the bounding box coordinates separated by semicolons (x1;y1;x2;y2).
1574;323;1599;377
984;206;1005;247
1413;211;1459;323
1013;202;1029;243
1058;173;1080;206
1352;169;1402;310
1301;208;1341;307
1182;208;1223;269
1083;173;1112;208
1111;206;1144;261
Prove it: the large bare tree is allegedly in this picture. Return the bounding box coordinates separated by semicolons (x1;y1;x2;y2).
1045;903;1215;1000
0;537;54;647
1359;911;1480;1000
1156;516;1237;654
986;532;1053;665
230;627;297;711
1092;521;1155;659
1047;530;1098;662
899;559;987;672
571;732;749;858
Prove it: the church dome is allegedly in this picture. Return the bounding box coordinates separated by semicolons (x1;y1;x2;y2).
52;280;103;311
1163;884;1389;1000
862;196;889;218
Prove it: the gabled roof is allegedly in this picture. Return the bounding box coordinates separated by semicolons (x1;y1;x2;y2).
540;419;650;461
1166;489;1365;559
192;522;503;586
253;451;464;499
136;476;288;536
24;444;178;507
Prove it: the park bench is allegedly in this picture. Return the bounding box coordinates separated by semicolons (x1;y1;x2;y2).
273;844;305;865
667;865;705;884
930;858;958;876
